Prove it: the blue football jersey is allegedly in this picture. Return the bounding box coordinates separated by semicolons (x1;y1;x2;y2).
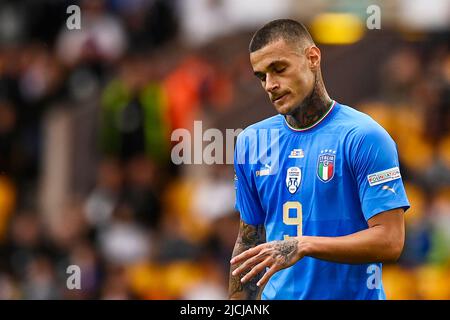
234;101;410;300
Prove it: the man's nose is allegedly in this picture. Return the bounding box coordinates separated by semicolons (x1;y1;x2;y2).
265;75;279;93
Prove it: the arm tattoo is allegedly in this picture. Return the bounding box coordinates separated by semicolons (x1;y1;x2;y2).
229;220;265;300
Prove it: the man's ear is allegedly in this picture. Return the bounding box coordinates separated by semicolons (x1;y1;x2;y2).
306;46;321;70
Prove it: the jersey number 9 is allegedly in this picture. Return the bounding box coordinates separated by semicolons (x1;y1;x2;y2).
283;201;302;240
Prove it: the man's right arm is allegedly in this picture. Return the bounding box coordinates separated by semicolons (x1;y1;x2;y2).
228;219;266;300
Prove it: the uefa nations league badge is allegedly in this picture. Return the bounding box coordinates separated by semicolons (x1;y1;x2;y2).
286;167;301;194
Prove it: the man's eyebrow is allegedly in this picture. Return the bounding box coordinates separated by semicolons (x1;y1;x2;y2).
269;59;288;66
253;60;288;75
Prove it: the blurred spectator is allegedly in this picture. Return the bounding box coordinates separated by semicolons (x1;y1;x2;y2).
85;157;123;227
112;0;179;52
0;273;20;299
56;0;127;67
191;165;235;224
380;48;422;104
97;203;152;265
123;154;162;229
100;55;170;163
100;264;134;299
21;255;60;299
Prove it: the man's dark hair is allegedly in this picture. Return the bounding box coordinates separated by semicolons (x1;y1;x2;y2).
249;19;315;53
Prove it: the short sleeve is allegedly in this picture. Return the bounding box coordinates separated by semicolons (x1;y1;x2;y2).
349;124;410;221
234;133;266;225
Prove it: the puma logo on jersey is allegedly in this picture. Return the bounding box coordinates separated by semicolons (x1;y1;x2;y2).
256;164;271;177
382;185;396;194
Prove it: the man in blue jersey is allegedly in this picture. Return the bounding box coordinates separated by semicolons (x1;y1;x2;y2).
228;19;410;300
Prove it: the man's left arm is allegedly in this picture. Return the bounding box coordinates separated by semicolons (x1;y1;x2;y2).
231;208;405;287
299;207;405;263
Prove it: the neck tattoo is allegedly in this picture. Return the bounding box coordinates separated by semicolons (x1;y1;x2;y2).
285;97;333;130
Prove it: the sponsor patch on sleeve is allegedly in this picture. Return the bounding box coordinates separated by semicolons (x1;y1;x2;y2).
367;167;401;186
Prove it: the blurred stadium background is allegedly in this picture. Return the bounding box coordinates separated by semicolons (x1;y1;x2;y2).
0;0;449;299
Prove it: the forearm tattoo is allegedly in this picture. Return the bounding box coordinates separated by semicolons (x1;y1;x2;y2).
229;221;265;299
